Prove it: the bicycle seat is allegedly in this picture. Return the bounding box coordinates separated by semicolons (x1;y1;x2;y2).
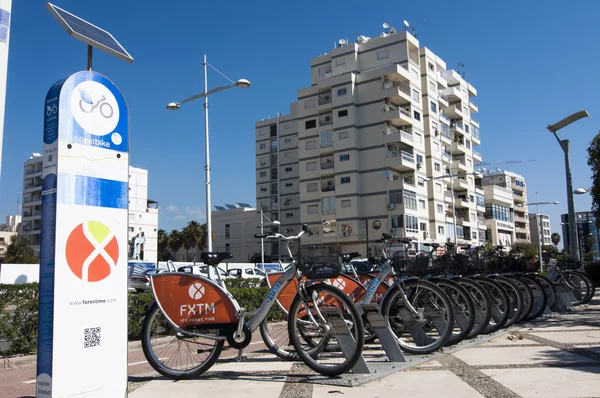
342;252;361;263
200;252;233;266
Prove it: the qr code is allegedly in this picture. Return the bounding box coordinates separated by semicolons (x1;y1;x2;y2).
84;327;101;348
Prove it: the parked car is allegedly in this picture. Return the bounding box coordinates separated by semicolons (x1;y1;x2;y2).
227;267;266;279
128;261;157;292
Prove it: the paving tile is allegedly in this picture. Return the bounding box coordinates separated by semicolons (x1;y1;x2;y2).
529;330;600;345
312;370;483;398
475;335;540;347
453;346;591;366
481;367;600;398
517;325;600;332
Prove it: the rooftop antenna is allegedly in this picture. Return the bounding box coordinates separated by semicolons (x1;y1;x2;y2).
382;22;389;34
404;19;425;38
457;62;466;79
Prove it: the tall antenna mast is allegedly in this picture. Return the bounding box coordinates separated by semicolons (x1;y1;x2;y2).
457;62;466;79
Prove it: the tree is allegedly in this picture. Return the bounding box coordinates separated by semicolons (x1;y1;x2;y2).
585;232;596;251
4;235;38;264
182;221;203;261
167;229;182;261
551;233;561;248
248;252;271;263
157;229;170;261
587;133;600;226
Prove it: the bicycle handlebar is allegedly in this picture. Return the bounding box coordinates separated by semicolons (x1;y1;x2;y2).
378;233;414;244
254;224;312;241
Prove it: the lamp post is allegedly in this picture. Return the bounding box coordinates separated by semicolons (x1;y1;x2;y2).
167;54;250;252
547;110;589;262
260;210;279;269
525;192;559;271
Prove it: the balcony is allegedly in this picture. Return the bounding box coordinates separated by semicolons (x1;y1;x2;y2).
320;155;334;170
382;63;414;83
514;214;527;224
446;104;464;119
441;87;464;102
478;217;487;227
469;101;478;113
441;152;452;164
452;159;468;173
319;112;333;126
385;149;415;172
383;105;413;126
453;178;469;191
471;124;480;145
321;178;335;192
472;150;482;162
515;226;528;234
383;127;414;147
382;81;412;105
455;197;470;209
451;120;465;135
452;141;467;155
439;113;451;125
438;92;449;108
318;91;332;106
512;182;525;192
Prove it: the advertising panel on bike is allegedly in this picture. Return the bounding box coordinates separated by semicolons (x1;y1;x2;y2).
37;70;129;397
151;273;239;327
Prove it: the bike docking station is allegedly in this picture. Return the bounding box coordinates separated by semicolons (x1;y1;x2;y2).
36;3;133;397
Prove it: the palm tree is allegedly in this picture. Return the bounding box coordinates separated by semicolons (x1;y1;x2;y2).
5;235;38;264
157;229;170;261
551;233;561;248
167;229;182;261
182;221;204;261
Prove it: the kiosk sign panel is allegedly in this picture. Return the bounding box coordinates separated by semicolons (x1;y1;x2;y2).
37;70;129;397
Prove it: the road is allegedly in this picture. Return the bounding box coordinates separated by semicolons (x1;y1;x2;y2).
1;333;268;398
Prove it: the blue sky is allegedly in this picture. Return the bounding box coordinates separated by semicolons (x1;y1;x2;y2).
0;0;598;247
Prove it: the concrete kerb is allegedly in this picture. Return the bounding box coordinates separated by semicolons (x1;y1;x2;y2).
2;338;151;369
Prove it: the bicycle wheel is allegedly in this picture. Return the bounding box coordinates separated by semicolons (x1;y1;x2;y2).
455;277;493;339
287;283;365;376
381;278;454;355
505;275;534;323
141;302;224;379
471;277;510;334
518;275;548;321
259;307;298;361
565;271;595;305
534;274;556;310
492;276;524;327
431;278;475;347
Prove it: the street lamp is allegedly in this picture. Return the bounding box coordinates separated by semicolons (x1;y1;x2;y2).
525;191;559;271
260;210;279;269
166;54;250;252
547;110;589;262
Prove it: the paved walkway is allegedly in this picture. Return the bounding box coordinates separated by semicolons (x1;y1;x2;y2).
130;292;600;398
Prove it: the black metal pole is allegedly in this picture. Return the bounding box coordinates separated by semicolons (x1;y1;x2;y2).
87;45;92;71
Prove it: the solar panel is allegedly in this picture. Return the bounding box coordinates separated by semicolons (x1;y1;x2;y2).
225;204;237;210
214;206;226;211
46;3;134;64
237;202;252;208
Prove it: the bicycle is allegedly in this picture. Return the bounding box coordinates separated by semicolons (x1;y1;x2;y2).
141;224;365;378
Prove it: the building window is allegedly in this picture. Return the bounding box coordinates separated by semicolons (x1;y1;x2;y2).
259;156;267;166
433;142;440;152
285;182;293;187
476;194;485;207
284;137;292;144
438;225;444;234
307;182;318;192
435;183;442;193
225;224;230;239
337;88;347;96
339;154;350;161
340;176;350;184
305;119;316;129
322;197;336;214
388;190;403;205
285;167;292;172
307;204;318;214
412;89;420;103
405;215;419;233
419;199;426;209
437;204;443;213
259;171;266;178
338;131;349;139
341;199;351;208
403;190;417;210
318;65;332;76
377;49;389;60
428;62;434;72
338;109;348;117
320;131;333;147
434;163;441;171
304;98;316;109
466;140;471;149
485;204;512;222
335;57;346;66
430;102;437;114
306;161;317;171
260;186;267;192
305;140;317;150
225;243;230;252
414;133;422;143
413;110;421;121
429;81;436;91
259;143;266;149
416;154;423;163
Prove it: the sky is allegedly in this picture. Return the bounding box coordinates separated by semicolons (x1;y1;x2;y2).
0;0;598;247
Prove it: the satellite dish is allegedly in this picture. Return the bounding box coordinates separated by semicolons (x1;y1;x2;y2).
403;20;410;27
339;39;346;46
383;22;389;29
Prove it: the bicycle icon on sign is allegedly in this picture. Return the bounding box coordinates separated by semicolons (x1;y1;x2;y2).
78;93;114;119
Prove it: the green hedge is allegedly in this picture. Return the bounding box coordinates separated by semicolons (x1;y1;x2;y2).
1;279;284;356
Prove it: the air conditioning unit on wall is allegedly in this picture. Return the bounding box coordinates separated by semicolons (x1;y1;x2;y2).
387;203;395;210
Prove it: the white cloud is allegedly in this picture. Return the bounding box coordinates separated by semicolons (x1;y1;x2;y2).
165;205;179;212
185;207;206;220
173;215;186;221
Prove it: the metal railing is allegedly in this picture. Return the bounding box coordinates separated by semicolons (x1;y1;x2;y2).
399;107;411;117
439;93;448;102
320;159;334;169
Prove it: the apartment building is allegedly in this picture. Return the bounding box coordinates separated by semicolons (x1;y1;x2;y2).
529;213;552;246
255;25;483;255
561;211;598;260
21;155;158;261
481;170;530;246
212;203;261;262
